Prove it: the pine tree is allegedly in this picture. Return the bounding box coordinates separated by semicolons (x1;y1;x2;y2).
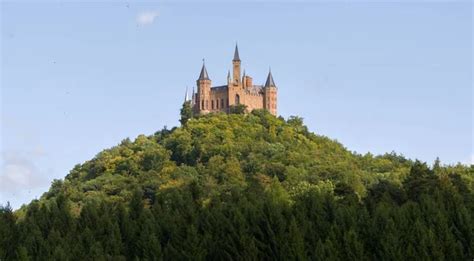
0;202;18;260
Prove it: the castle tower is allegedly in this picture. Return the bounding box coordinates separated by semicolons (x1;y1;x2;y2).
232;44;241;86
191;44;278;116
196;61;211;113
264;68;278;115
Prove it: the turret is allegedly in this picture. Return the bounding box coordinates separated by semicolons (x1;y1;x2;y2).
264;68;277;115
184;86;189;102
196;61;211;112
232;44;241;85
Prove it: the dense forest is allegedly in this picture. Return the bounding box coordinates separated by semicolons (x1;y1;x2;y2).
1;109;473;260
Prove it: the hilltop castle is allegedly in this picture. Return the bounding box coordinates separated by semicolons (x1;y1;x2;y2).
188;45;278;116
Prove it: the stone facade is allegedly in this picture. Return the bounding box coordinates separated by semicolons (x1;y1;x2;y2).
190;45;278;116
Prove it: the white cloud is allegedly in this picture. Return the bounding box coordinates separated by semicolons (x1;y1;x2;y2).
136;11;159;26
0;151;48;195
3;164;32;187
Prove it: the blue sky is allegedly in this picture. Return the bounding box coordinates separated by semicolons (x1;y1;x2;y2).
1;1;472;208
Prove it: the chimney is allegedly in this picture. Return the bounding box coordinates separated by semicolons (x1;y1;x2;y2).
245;76;253;87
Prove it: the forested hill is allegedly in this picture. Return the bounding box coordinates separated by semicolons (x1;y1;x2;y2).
1;110;473;260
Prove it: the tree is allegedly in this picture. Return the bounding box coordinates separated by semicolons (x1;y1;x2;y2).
3;113;474;260
0;202;17;260
180;101;193;125
433;157;441;174
229;104;247;114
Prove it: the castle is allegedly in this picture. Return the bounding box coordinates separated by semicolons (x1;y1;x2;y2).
188;45;278;116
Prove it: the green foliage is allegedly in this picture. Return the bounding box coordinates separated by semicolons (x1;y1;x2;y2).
0;203;17;260
1;111;473;260
229;104;247;114
180;100;193;125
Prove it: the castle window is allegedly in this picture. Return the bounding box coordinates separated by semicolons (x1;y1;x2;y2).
211;100;214;109
221;99;224;109
226;98;229;107
201;100;204;110
235;94;240;105
216;99;219;109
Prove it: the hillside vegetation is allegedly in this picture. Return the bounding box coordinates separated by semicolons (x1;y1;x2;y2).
1;110;473;260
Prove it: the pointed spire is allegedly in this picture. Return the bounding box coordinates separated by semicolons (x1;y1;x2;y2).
198;59;209;80
233;43;240;61
265;68;276;87
184;86;189;102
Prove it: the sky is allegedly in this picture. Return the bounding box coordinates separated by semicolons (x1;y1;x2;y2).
1;1;472;209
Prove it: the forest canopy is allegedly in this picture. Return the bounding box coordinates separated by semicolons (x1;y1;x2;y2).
1;110;473;260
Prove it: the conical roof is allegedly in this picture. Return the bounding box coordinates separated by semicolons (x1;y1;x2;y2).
233;44;240;61
264;69;276;87
184;86;189;102
198;62;209;80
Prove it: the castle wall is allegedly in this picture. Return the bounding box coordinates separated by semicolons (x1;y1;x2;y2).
198;83;271;115
208;87;229;113
242;89;264;112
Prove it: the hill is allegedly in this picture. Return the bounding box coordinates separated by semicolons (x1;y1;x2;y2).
1;110;473;260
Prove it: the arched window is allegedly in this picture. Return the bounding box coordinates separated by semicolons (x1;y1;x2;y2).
216;99;219;109
201;100;204;109
235;94;240;105
211;100;214;109
221;99;224;109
